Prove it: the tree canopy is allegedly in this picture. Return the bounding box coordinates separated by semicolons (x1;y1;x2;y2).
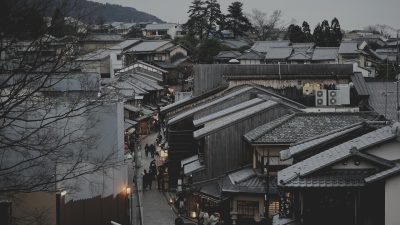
225;2;252;38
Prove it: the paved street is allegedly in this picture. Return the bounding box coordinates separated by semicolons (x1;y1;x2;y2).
138;132;177;225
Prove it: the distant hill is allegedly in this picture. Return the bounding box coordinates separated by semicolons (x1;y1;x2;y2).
38;0;164;23
82;1;164;23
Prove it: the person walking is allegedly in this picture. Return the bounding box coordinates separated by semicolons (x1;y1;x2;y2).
142;170;148;191
202;211;210;225
150;144;155;158
144;144;149;158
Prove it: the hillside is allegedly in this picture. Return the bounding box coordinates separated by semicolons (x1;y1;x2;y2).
40;0;164;23
83;1;164;23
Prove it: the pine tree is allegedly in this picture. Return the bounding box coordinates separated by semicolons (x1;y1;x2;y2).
49;8;66;38
225;2;252;38
204;0;224;37
313;23;323;46
184;0;207;40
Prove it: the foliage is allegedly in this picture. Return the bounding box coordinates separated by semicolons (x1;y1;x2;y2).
313;18;343;47
197;38;224;63
376;60;400;80
125;26;143;38
205;0;224;37
225;2;252;38
184;0;207;40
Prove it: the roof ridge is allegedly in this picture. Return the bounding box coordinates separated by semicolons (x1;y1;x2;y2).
246;114;295;142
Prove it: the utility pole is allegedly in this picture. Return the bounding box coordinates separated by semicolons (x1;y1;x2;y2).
264;150;270;220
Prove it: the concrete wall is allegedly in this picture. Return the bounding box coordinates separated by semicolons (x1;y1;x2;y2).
385;174;400;225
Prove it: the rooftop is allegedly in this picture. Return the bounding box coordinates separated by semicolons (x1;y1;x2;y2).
265;47;293;60
338;41;360;54
251;40;290;53
311;47;339;61
76;49;111;61
110;39;141;50
145;23;178;31
125;40;171;52
244;112;372;144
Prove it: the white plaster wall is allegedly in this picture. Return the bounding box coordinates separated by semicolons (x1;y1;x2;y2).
385;175;400;225
367;141;400;161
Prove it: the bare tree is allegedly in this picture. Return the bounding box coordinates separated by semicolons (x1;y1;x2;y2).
250;9;285;40
0;0;123;195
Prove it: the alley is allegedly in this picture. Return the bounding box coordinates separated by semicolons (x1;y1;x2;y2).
138;133;177;225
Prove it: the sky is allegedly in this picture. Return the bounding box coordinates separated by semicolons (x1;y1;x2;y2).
93;0;400;31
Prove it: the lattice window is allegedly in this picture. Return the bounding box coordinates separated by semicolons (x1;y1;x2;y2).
237;200;259;217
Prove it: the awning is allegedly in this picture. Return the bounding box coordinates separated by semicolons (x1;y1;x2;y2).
183;159;204;175
124;119;138;130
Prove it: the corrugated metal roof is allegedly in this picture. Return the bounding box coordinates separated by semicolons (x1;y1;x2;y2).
265;47;293;60
145;23;178;31
193;100;278;139
311;47;339;61
125;40;171;52
167;86;254;125
193;98;264;127
278;125;397;186
251;41;290;53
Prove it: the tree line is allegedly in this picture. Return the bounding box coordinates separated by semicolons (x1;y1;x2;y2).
287;18;343;47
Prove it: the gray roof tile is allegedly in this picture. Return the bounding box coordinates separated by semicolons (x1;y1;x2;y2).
251;41;290;53
366;81;400;121
126;40;171;52
246;113;370;144
311;47;339;61
338;41;360;54
265;47;293;60
278;125;397;186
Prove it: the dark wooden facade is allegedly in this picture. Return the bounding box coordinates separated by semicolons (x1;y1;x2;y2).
193;104;299;181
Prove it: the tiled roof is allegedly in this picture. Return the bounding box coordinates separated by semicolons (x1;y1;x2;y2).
366;81;400;121
221;167;278;194
237;50;264;60
351;72;369;96
167;86;254;125
245;113;369;144
221;39;250;49
291;42;315;49
193;100;279;139
76;49;111;61
125;40;171;52
283;169;375;188
265;47;293;60
365;163;400;183
278;125;397;186
110;39;141;50
145;23;178;31
84;34;123;42
338;41;360;54
280;123;365;160
124;104;141;112
193;98;264;127
251;41;290;53
244;114;294;143
288;52;311;61
311;47;339;61
214;51;242;59
193;179;222;199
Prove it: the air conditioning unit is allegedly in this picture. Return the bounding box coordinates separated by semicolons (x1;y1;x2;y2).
315;89;327;106
328;90;341;106
336;84;350;105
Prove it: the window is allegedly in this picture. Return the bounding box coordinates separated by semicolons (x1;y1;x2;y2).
237;200;259;217
0;202;12;225
117;54;122;60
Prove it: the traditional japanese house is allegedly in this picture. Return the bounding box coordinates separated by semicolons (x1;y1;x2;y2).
241;112;376;219
277;123;400;225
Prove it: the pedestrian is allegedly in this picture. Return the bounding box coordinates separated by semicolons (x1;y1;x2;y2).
157;169;163;190
149;160;157;180
202;211;210;225
150;144;155;158
144;144;149;158
142;170;148;191
209;212;220;225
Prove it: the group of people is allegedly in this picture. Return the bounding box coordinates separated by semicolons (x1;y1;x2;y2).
143;159;165;191
144;143;157;158
198;211;221;225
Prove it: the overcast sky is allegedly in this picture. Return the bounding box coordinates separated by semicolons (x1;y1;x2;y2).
93;0;400;30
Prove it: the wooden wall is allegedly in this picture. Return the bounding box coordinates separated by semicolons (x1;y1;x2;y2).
193;105;297;182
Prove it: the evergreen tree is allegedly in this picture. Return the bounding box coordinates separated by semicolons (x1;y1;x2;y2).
313;23;323;46
330;17;343;47
302;21;313;42
225;2;252;38
49;8;66;38
287;24;304;43
184;0;207;40
197;38;223;63
204;0;224;37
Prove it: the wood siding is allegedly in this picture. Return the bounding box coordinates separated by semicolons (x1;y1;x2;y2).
193;105;296;181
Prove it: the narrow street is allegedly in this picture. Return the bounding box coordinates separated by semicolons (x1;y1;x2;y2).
137;132;177;225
